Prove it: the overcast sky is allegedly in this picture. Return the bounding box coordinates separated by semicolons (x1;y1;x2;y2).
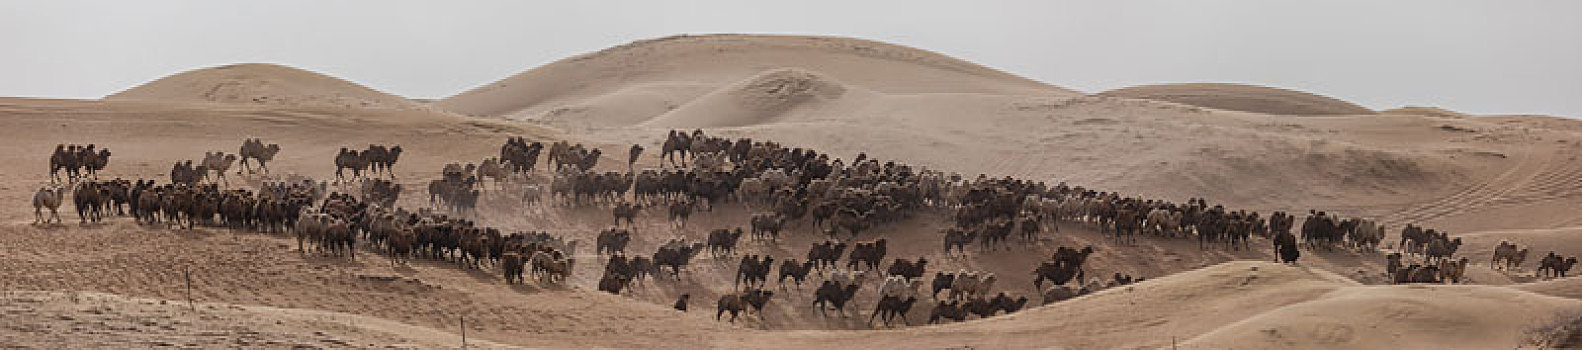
2;1;1578;116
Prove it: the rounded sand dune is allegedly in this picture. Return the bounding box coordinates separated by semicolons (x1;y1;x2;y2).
1100;83;1374;116
436;34;1078;122
106;63;422;110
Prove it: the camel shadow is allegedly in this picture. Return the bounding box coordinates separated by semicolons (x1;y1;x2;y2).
74;221;111;229
28;222;68;230
297;253;370;268
390;264;420;275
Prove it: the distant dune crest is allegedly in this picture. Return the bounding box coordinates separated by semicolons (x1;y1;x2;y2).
106;63;423;110
1382;106;1467;118
435;34;1079;121
1100;83;1374;116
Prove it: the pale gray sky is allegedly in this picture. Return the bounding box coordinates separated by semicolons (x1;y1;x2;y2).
2;1;1579;116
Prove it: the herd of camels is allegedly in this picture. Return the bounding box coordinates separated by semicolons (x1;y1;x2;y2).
28;129;1579;327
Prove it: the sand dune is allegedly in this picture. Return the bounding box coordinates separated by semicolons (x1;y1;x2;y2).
0;291;519;349
106;63;424;110
1100;83;1375;116
436;34;1078;125
718;261;1582;349
643;68;873;128
1181;284;1580;350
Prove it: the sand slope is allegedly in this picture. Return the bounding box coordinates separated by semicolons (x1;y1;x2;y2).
642;68;875;128
1100;83;1375;116
717;261;1581;350
436;34;1078;126
0;291;519;349
1181;284;1579;350
106;63;424;110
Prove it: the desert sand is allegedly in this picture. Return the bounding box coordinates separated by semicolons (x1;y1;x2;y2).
4;34;1581;349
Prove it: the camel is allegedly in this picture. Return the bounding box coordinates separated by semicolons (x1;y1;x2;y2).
294;212;329;253
1274;230;1300;264
1439;257;1469;284
828;268;872;290
662;130;691;167
812;280;861;317
654;242;705;279
963;296;1001;319
1051;246;1095;281
32;185;64;224
750;212;786;241
870;295;919;326
627;144;643;173
49;144;78;183
1033;261;1081;290
530;252;574;284
674;294;690;312
477;158;508;191
806;241;847;271
928;300;967;324
943;227;976;256
1509;249;1531;272
716;289;774;323
667;199;695;228
1425;237;1463;264
1540;253;1579;279
520;183;542;205
734;255;774;290
878;275;923;300
1492;241;1530;271
846;238;888;271
1349;219;1384;251
500;137;542;174
201;152;238;186
991;293;1031;314
931;272;958;299
599;271;631;295
1145;208;1181;237
386;224;414;267
777;259;815;289
612;202;641;227
596;228;632;255
500;253;526;284
944;270;994;300
80;147;110;179
73;181;105;224
885;257;929;280
333;148;367;182
708;227;745;258
367;145;403;178
238;138;281;174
